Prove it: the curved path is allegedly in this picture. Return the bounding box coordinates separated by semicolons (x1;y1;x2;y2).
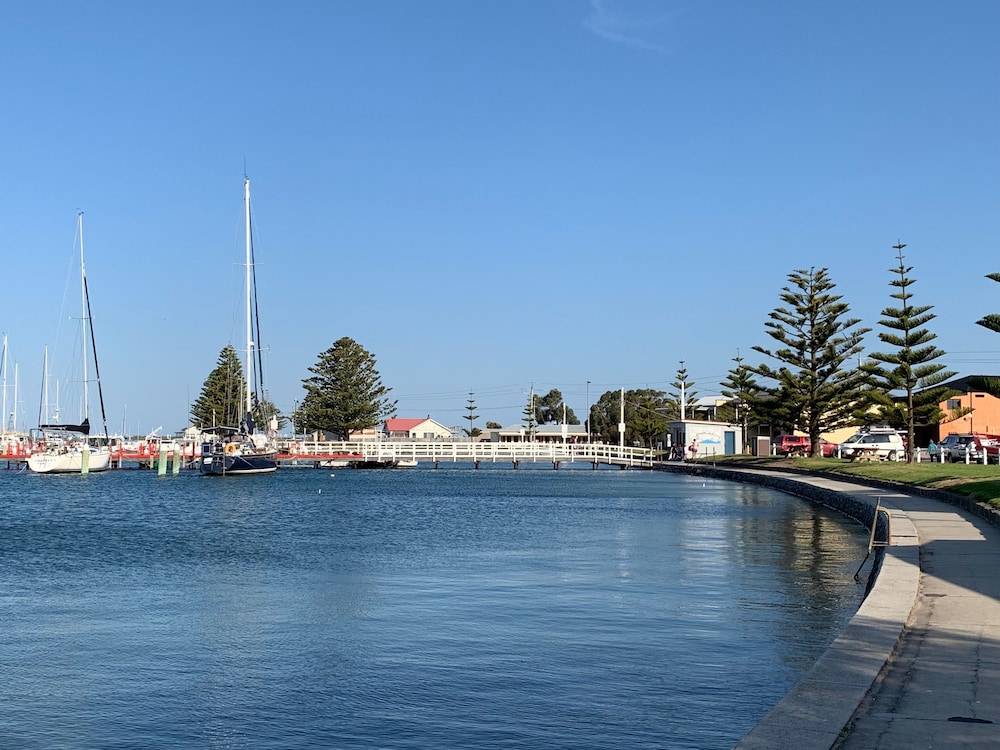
667;466;1000;749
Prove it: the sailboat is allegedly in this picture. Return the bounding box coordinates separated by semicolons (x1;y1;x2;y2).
199;176;279;475
28;213;112;474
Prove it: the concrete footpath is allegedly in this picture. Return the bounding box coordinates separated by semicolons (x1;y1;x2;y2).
697;468;1000;750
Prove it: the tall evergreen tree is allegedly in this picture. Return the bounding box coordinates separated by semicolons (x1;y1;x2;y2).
865;242;957;461
463;392;480;437
975;271;1000;335
667;361;699;420
717;352;761;450
299;337;397;439
522;389;538;440
749;267;871;457
190;345;245;428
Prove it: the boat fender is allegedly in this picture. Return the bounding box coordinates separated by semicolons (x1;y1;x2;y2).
224;443;238;455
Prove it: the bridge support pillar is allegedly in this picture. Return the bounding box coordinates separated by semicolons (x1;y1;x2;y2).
552;461;559;470
474;460;480;469
592;462;599;470
434;460;440;469
512;460;519;469
619;463;628;470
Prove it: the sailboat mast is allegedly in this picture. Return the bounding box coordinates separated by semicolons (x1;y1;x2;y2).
11;362;17;434
244;177;253;423
78;212;90;425
1;333;7;436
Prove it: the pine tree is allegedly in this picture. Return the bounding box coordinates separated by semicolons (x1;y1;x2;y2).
750;267;870;456
976;272;1000;334
522;389;538;440
667;361;698;420
299;337;397;439
463;392;480;437
718;352;761;450
190;345;246;428
865;243;957;461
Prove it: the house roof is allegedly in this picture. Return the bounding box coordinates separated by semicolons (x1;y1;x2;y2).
385;418;426;432
495;423;588;436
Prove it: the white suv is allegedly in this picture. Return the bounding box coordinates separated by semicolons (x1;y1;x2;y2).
838;429;905;461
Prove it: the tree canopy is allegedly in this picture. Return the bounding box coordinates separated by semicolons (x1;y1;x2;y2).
717;352;761;450
190;345;246;428
590;388;668;448
298;337;397;439
750;267;870;456
864;243;956;460
190;344;282;432
666;362;698;420
531;388;580;425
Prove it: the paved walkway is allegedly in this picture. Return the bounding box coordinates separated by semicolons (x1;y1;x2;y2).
724;470;1000;750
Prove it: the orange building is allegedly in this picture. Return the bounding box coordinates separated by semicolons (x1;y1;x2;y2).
935;376;1000;440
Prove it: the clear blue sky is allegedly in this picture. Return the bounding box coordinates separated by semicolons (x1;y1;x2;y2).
2;1;998;435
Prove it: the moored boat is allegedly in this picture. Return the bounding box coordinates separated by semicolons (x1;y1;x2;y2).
200;176;278;476
28;213;112;475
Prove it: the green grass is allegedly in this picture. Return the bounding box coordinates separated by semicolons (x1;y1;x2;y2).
703;455;1000;509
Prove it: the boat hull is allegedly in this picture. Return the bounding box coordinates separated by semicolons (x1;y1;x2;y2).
200;450;278;475
28;448;111;474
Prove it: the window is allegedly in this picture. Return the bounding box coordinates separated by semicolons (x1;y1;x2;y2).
947;399;961;410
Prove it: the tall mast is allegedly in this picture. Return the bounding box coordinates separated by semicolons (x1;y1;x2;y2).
11;362;17;434
244;177;253;424
79;212;90;424
1;333;7;436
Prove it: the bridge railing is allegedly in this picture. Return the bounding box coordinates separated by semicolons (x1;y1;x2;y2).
285;440;657;466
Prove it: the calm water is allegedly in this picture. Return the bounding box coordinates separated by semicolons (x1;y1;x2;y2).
0;465;868;749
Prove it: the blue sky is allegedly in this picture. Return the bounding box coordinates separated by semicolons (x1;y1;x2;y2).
1;0;998;435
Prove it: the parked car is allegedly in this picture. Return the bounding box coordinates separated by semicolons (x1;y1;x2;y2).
838;429;905;461
938;433;1000;463
774;434;811;456
817;438;838;458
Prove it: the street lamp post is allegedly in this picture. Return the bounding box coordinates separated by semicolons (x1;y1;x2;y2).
586;380;591;443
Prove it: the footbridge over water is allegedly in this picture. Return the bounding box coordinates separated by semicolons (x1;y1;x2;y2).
284;440;658;469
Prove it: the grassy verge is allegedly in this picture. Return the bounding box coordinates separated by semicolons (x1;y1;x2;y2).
703;455;1000;509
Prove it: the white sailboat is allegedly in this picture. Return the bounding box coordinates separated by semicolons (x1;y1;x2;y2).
28;213;111;474
200;177;278;475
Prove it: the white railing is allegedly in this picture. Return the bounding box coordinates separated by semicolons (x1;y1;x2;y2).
284;440;657;467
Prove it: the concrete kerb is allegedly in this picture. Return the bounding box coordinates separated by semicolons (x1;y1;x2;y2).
654;463;922;750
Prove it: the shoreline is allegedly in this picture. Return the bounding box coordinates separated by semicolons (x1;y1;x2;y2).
656;462;1000;749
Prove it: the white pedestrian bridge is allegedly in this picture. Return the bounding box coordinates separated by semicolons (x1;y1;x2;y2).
284;440;659;469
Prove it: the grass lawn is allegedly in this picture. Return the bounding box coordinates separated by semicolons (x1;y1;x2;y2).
706;455;1000;509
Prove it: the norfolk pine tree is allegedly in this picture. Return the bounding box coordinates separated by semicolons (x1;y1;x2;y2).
976;272;1000;335
865;243;956;461
191;345;246;428
299;337;397;439
718;352;761;451
464;392;480;438
750;268;870;457
667;361;699;420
